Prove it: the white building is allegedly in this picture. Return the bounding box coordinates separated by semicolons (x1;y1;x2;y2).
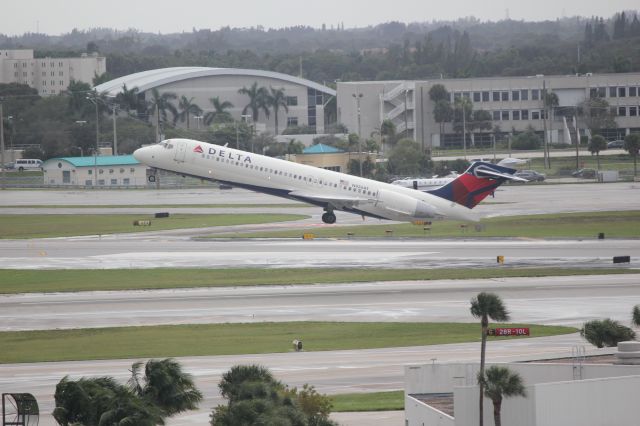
94;67;336;136
42;155;147;186
405;359;640;426
0;49;106;96
337;73;640;150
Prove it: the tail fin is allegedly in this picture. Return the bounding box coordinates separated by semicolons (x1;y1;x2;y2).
427;161;525;209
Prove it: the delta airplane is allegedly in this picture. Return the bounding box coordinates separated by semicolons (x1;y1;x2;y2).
133;139;524;224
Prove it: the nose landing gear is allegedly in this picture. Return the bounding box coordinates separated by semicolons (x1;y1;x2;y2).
321;211;336;224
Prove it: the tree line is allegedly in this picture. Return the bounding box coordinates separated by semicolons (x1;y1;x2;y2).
52;360;337;426
2;13;639;84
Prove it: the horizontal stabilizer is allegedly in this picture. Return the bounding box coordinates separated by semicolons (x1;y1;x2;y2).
474;165;528;182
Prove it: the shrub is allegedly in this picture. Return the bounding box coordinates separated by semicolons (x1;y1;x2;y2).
580;318;636;348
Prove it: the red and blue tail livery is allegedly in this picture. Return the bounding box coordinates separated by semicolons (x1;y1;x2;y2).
427;161;525;208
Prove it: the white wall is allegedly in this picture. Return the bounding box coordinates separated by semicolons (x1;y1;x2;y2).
534;375;640;426
406;363;640;426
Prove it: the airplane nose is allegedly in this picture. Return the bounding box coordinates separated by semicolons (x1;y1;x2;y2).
133;146;152;165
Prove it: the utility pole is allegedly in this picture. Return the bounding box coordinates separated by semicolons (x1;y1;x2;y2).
575;117;580;170
93;93;99;186
155;104;160;143
112;103;118;156
1;102;5;190
352;92;364;177
542;81;550;169
461;99;468;160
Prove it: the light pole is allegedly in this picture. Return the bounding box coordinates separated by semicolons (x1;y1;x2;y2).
194;115;203;130
352;92;363;177
240;114;254;152
112;102;118;156
7;115;15;163
462;100;467;160
86;93;99;186
238;114;252;150
1;102;5;190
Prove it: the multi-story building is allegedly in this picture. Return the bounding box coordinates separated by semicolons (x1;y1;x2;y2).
0;49;106;95
337;73;640;150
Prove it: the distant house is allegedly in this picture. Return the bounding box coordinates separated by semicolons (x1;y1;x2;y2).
42;155;148;187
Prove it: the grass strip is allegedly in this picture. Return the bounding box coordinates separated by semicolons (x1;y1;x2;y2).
216;211;640;239
330;391;404;412
0;268;635;294
0;322;575;364
0;213;307;239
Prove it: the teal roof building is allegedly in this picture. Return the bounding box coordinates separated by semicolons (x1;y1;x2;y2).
44;155;139;167
42;155;147;187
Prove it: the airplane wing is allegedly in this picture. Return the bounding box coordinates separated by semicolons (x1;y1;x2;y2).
288;190;371;209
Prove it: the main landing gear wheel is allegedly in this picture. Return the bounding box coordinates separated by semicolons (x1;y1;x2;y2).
321;212;336;224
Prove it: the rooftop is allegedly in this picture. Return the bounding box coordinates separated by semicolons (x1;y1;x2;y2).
44;155;140;167
302;143;344;154
95;67;336;97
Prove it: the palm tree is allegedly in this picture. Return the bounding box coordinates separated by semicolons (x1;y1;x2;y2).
624;133;640;178
633;305;640;327
96;386;165;426
218;364;277;403
174;96;203;129
204;97;234;125
378;119;397;154
238;82;269;123
129;358;203;417
470;292;510;426
268;87;289;135
116;84;140;115
589;135;607;170
147;88;178;125
479;366;526;426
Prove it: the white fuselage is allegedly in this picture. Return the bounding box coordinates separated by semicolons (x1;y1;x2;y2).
391;175;457;191
133;139;477;222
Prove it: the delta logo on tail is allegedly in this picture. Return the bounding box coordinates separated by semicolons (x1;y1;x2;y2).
193;145;204;153
427;162;525;209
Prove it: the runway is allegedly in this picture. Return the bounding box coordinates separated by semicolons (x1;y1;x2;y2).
2;274;640;331
0;237;637;269
1;182;639;218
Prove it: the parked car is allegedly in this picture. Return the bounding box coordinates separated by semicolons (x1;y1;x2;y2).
572;168;597;179
607;140;625;149
514;170;545;182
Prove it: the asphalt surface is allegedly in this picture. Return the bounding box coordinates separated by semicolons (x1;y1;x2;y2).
2;274;640;331
1;182;639;218
0;237;637;270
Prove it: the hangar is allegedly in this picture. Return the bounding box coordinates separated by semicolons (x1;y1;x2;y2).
95;67;336;136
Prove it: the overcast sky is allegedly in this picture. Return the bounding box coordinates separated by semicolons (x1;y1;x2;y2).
4;0;639;36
